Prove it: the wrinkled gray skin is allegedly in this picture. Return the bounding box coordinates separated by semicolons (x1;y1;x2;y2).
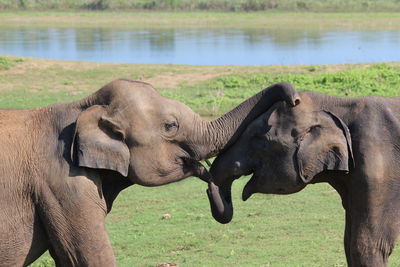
0;79;299;266
210;91;400;267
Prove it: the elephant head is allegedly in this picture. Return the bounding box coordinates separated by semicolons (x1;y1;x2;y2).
209;92;354;223
70;79;300;192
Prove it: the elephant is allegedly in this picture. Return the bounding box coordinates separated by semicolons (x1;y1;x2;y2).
208;90;400;266
0;78;299;266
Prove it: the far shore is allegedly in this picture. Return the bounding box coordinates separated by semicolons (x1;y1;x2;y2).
1;12;400;30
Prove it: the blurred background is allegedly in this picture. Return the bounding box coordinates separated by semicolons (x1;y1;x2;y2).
1;0;400;65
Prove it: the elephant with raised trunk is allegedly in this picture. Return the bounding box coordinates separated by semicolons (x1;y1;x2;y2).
208;91;400;266
0;79;299;266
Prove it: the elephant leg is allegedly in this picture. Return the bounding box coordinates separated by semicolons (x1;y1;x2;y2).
344;211;352;266
349;221;394;267
41;207;116;267
41;206;116;266
0;194;49;266
347;203;398;267
37;178;116;266
329;180;354;266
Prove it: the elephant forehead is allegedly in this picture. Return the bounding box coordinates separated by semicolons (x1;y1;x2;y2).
104;81;161;109
109;98;171;129
103;80;195;122
112;95;160;114
266;109;320;139
113;93;189;119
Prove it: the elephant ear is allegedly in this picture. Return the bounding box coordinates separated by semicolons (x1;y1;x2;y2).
296;111;354;183
71;105;130;177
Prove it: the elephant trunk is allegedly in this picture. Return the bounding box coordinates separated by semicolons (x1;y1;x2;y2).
194;82;299;224
207;180;234;224
190;159;233;223
196;82;300;159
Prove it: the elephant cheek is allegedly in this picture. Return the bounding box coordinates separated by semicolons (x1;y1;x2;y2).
126;162;164;186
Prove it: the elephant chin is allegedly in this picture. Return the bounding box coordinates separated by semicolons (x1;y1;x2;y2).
207;180;234;224
242;175;257;201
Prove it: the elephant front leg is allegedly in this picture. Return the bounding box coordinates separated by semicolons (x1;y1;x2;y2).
347;212;397;267
42;209;116;267
38;184;117;266
344;211;352;266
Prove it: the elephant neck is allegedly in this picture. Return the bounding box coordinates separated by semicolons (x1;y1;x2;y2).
99;171;133;213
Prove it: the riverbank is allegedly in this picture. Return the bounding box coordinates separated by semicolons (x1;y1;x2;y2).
1;0;400;12
1;11;400;30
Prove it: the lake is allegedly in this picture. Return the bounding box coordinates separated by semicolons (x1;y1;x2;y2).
0;27;399;65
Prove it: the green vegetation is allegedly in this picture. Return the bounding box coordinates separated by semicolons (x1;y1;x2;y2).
32;180;348;267
2;56;398;115
170;63;400;115
0;55;399;266
0;55;23;70
1;12;400;30
1;0;400;12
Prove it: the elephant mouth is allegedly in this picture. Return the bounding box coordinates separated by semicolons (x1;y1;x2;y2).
242;174;257;201
180;156;213;183
183;157;235;224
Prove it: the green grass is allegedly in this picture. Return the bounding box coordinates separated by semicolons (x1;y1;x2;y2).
1;56;400;115
32;181;347;267
0;55;24;70
0;55;398;266
173;63;400;115
1;12;400;30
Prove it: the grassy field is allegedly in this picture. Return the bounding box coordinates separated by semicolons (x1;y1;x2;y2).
1;11;400;30
1;55;400;266
1;0;400;12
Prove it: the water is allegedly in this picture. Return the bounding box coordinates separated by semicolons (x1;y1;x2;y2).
0;27;399;65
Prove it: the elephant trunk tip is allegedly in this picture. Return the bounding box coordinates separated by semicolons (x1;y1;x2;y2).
207;182;233;224
292;97;301;107
273;82;301;107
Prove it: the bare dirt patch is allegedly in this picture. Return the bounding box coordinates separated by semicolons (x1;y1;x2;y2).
141;72;230;89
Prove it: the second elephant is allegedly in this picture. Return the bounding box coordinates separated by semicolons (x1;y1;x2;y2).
209;91;400;267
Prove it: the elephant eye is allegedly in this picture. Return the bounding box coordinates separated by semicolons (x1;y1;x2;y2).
164;121;179;132
308;125;322;135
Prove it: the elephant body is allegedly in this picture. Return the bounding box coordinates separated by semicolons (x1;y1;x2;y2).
0;79;299;266
209;91;400;267
0;97;127;266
